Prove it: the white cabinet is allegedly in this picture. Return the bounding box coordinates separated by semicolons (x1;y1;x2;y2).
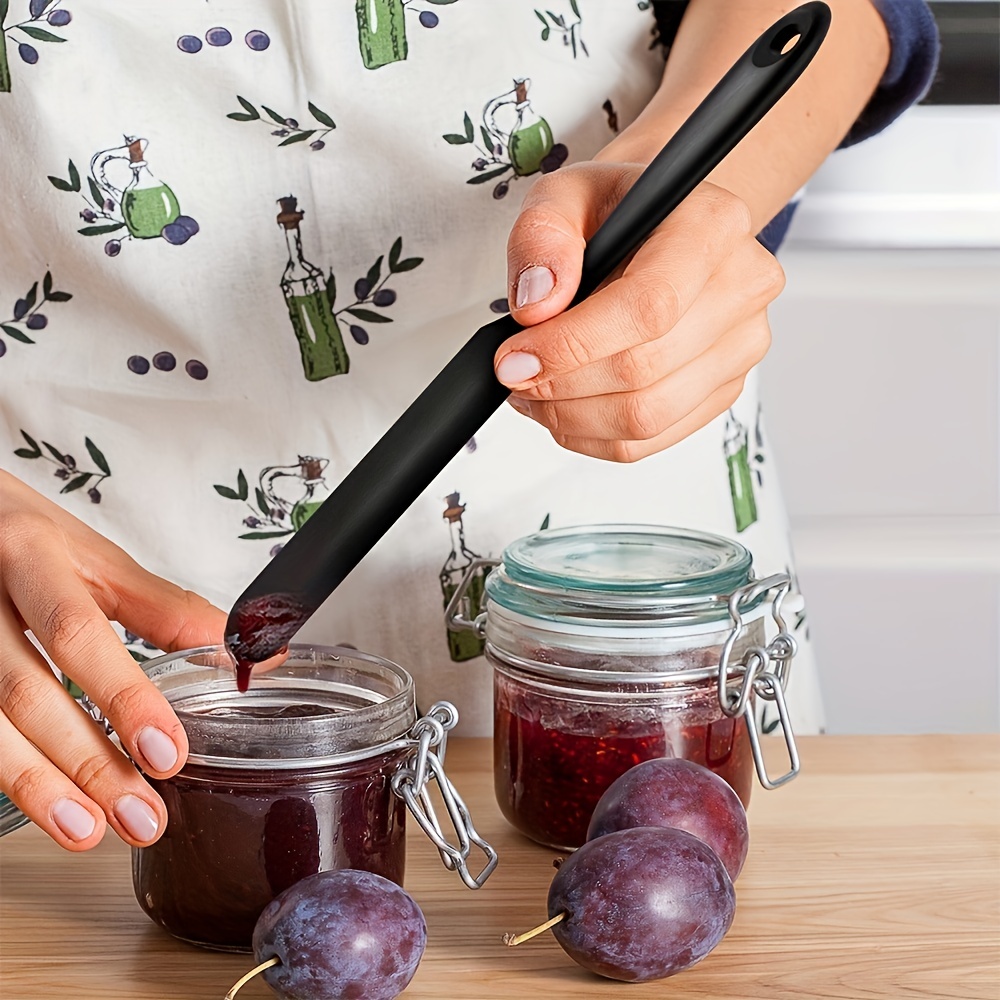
761;247;1000;733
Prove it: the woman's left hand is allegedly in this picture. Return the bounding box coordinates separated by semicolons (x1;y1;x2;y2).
495;162;785;462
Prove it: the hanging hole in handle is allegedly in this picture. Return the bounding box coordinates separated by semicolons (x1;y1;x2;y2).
772;26;802;56
751;4;829;68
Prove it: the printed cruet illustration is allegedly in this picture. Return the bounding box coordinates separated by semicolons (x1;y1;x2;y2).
276;195;422;381
0;270;71;357
0;0;72;94
48;137;199;256
445;78;568;199
355;0;458;70
215;456;332;556
534;2;587;57
228;95;336;151
723;408;759;533
439;493;488;662
14;429;111;503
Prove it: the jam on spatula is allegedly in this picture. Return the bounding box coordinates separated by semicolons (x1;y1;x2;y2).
225;593;316;691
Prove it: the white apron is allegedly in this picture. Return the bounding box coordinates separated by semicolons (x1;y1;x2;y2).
0;0;823;735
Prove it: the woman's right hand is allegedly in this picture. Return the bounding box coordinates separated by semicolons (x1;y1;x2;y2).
0;469;225;850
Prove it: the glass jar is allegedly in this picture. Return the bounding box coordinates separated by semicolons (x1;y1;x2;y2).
447;524;800;851
0;793;29;837
132;643;495;952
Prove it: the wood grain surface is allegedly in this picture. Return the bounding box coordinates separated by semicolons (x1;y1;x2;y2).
1;735;998;1000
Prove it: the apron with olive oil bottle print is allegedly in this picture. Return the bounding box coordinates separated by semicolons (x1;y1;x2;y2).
0;0;824;740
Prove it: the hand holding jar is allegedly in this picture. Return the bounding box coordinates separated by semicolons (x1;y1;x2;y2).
0;469;224;851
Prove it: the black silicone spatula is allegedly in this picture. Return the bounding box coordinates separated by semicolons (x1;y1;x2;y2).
225;2;831;684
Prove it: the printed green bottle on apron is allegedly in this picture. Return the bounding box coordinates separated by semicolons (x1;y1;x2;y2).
277;197;350;381
484;79;554;177
259;456;329;530
439;493;487;663
92;138;180;239
0;30;11;94
724;409;758;533
356;0;407;70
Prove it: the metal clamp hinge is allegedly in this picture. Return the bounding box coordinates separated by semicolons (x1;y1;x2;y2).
392;701;498;889
443;558;499;639
718;572;801;789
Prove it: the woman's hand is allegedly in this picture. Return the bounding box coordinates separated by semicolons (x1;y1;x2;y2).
0;470;225;850
495;163;784;463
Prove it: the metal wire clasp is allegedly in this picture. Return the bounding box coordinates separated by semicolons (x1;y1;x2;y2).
444;558;499;637
391;701;498;889
717;573;800;790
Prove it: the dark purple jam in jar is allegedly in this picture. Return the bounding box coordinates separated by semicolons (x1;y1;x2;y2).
132;644;416;951
475;525;796;851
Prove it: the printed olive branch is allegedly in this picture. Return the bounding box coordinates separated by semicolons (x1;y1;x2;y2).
2;1;70;42
327;236;423;346
1;270;71;349
1;0;71;92
47;159;128;237
443;112;515;186
213;469;295;539
535;3;587;58
14;429;111;502
227;96;336;150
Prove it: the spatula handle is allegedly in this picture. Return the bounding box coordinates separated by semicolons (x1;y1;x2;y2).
226;3;831;662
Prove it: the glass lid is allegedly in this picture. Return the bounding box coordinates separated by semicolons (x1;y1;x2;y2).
486;524;759;624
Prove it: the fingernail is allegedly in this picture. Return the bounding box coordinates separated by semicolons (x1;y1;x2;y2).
509;396;532;416
515;265;555;308
496;352;542;386
137;727;178;773
52;797;97;842
115;794;159;842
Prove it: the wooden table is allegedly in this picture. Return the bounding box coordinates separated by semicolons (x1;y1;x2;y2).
2;736;998;999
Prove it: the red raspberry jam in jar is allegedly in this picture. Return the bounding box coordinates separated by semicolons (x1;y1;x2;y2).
449;525;800;851
132;644;495;951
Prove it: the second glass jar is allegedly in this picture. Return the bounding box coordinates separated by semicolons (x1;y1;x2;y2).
449;524;798;851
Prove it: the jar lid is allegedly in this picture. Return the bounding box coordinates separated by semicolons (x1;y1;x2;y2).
142;644;416;769
486;524;760;626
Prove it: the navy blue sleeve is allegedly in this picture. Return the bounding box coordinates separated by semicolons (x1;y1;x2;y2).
757;0;940;251
839;0;940;147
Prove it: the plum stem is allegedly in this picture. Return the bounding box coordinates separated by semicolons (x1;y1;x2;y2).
502;911;566;946
225;956;280;998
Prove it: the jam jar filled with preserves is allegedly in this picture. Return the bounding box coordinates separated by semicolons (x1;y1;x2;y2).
447;525;800;851
132;644;495;951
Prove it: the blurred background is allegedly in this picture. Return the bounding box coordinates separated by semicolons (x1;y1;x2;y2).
762;0;1000;733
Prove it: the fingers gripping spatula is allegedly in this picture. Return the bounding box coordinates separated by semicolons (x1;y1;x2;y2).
225;3;831;688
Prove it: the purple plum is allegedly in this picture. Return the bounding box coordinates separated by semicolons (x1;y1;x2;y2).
548;826;735;982
586;757;749;880
252;869;426;1000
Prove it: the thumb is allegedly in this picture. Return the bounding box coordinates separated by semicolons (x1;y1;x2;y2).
499;163;638;386
507;168;591;326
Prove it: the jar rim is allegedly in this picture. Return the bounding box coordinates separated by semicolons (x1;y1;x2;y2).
141;643;417;770
485;523;760;626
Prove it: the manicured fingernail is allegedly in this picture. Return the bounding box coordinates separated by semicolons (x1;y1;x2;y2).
509;396;532;416
137;727;178;772
115;794;159;842
496;352;542;386
515;265;555;308
52;797;97;842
